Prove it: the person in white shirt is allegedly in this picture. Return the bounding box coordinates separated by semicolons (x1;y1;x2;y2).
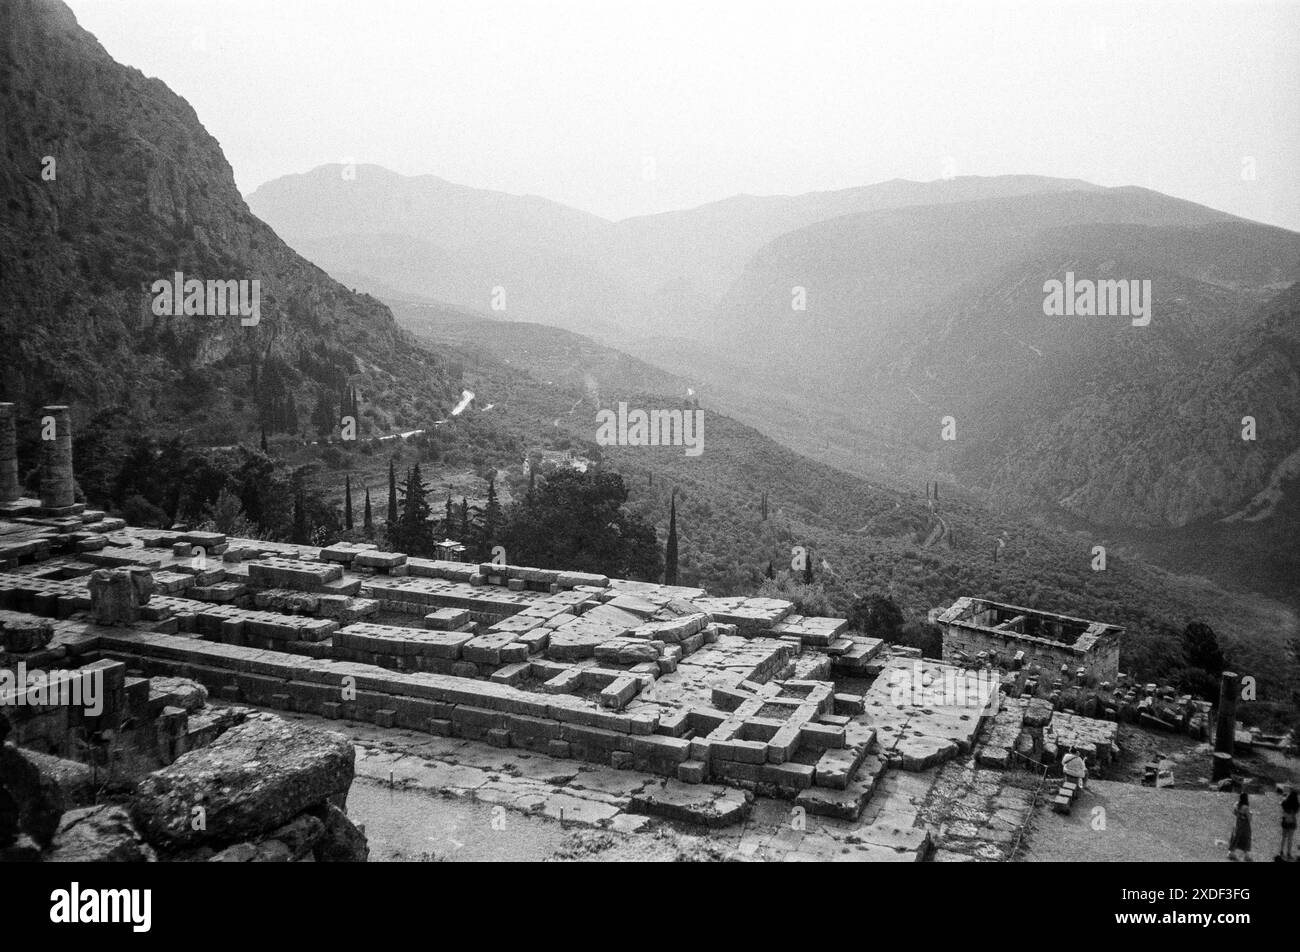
1062;748;1087;789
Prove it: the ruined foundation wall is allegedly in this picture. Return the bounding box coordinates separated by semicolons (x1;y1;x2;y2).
941;623;1119;684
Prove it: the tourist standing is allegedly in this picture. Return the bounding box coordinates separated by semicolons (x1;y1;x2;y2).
1278;789;1298;861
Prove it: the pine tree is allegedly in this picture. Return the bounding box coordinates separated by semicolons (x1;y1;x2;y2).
344;474;354;531
483;473;501;558
363;487;374;536
291;484;309;544
397;463;433;555
386;460;399;547
1184;622;1226;676
285;393;298;433
664;493;679;586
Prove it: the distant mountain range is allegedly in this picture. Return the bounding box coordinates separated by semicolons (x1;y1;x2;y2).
248;165;1104;338
251;161;1300;605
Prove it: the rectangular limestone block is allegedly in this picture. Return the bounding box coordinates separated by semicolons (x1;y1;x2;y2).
424;607;471;630
490;662;532;686
599;676;639;710
677;759;707;783
763;761;814;790
833;692;866;716
799;722;846;750
542;668;584;694
353;550;407;569
248;558;342;591
714;738;768;764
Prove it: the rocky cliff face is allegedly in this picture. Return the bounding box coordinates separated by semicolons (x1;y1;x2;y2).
0;0;447;436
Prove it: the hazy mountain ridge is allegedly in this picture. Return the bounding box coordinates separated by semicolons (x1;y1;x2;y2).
710;191;1300;530
247;165;1105;337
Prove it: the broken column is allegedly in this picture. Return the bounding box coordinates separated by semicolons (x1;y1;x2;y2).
1212;670;1239;782
39;405;75;511
0;403;17;502
89;567;153;626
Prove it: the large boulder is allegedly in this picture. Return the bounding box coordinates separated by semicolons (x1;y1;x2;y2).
130;713;354;850
44;805;156;862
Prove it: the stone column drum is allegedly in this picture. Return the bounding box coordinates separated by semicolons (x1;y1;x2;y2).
0;403;18;502
39;404;75;509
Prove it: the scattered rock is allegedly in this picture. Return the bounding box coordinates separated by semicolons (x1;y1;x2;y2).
45;805;156;862
312;803;368;862
0;742;68;847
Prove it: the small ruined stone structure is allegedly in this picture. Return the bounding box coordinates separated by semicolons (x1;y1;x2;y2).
936;597;1122;684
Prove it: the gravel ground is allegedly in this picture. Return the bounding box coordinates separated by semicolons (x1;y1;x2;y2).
1021;780;1248;862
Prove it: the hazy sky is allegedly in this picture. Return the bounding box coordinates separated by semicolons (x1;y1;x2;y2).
68;0;1300;229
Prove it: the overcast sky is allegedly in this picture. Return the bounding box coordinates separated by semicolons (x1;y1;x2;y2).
68;0;1300;229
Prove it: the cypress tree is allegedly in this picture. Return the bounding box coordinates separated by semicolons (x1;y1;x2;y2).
483;473;501;557
803;549;814;585
344;474;354;530
664;493;679;586
386;460;399;546
398;463;433;556
291;484;309;544
363;487;374;535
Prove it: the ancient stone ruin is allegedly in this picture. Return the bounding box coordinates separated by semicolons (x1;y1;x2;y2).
937;596;1123;684
7;403;1264;863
